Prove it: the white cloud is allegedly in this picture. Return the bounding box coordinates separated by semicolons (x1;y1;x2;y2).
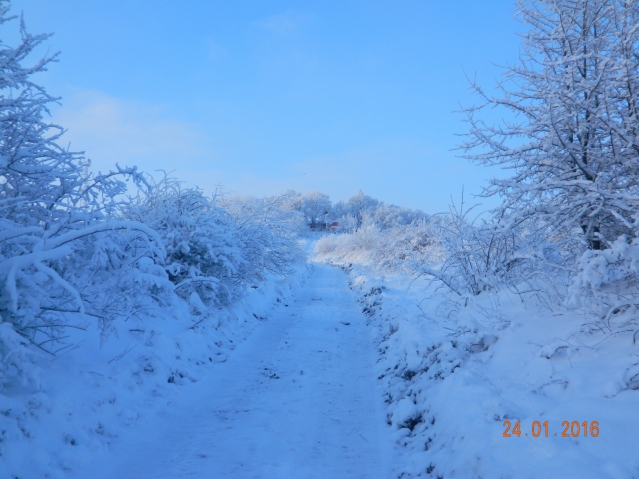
52;90;214;179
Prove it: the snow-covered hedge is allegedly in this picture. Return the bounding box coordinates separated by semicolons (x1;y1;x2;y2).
316;200;562;303
0;4;307;474
219;193;305;279
315;217;444;272
124;177;249;310
0;4;170;369
0;0;304;429
124;180;305;312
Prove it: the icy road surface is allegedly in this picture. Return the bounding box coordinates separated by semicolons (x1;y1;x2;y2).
86;263;393;478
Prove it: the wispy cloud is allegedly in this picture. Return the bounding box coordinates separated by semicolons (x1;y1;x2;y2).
53;90;214;179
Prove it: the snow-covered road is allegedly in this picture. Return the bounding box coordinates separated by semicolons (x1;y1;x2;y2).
85;263;393;479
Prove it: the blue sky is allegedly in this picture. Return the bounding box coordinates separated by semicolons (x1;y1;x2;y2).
12;0;521;213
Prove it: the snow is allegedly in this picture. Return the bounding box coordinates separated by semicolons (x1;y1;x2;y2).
0;265;307;478
4;233;639;478
71;263;394;479
326;256;639;478
3;1;639;476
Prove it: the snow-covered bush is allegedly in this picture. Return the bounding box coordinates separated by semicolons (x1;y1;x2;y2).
330;191;428;232
298;190;332;229
315;216;443;272
371;219;444;270
318;196;563;305
0;321;41;389
219;192;305;278
569;236;639;327
333;214;359;233
0;5;165;364
315;218;381;263
123;176;250;309
125;180;305;312
412;196;574;308
417;202;527;297
281;189;429;234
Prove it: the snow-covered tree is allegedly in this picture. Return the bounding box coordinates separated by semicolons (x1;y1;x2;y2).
300;190;332;227
372;203;429;229
461;0;639;250
0;3;163;358
347;191;380;228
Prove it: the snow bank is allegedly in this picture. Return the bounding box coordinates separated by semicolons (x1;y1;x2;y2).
0;263;308;478
324;259;639;478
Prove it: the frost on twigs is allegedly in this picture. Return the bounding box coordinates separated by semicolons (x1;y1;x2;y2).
455;0;639;315
0;5;165;370
460;0;639;252
124;176;305;312
124;175;246;309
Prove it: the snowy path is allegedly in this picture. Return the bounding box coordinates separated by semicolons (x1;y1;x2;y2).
85;263;393;479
